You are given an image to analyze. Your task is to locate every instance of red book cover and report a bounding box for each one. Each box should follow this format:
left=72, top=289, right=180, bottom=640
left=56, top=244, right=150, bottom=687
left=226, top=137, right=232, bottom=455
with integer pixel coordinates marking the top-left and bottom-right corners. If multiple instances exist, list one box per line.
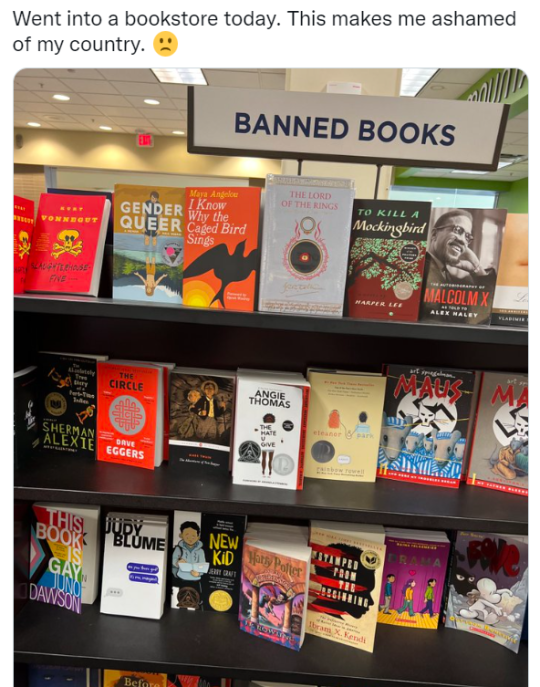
left=97, top=362, right=159, bottom=470
left=25, top=193, right=109, bottom=296
left=13, top=195, right=35, bottom=294
left=183, top=187, right=261, bottom=311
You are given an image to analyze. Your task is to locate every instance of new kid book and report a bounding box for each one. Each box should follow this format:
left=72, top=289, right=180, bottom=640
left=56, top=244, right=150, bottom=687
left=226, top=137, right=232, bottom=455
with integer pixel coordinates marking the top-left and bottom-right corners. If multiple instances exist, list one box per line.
left=258, top=175, right=355, bottom=316
left=29, top=504, right=83, bottom=614
left=377, top=529, right=450, bottom=630
left=170, top=510, right=246, bottom=612
left=14, top=195, right=35, bottom=294
left=232, top=371, right=310, bottom=490
left=183, top=187, right=261, bottom=311
left=378, top=364, right=476, bottom=488
left=304, top=369, right=386, bottom=482
left=492, top=213, right=528, bottom=328
left=307, top=521, right=386, bottom=653
left=467, top=372, right=528, bottom=496
left=97, top=361, right=165, bottom=469
left=104, top=671, right=167, bottom=687
left=100, top=512, right=169, bottom=620
left=14, top=365, right=39, bottom=467
left=346, top=200, right=431, bottom=321
left=113, top=184, right=184, bottom=304
left=24, top=193, right=110, bottom=297
left=445, top=531, right=528, bottom=653
left=169, top=368, right=236, bottom=475
left=38, top=352, right=108, bottom=456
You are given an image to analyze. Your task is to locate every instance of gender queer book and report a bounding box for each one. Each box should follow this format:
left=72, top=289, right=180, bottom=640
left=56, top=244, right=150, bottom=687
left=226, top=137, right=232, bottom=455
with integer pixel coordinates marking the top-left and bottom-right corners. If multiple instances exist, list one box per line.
left=346, top=200, right=431, bottom=321
left=35, top=503, right=100, bottom=605
left=169, top=368, right=235, bottom=476
left=29, top=504, right=83, bottom=614
left=377, top=364, right=475, bottom=488
left=97, top=361, right=165, bottom=469
left=259, top=175, right=355, bottom=316
left=104, top=671, right=167, bottom=687
left=445, top=531, right=528, bottom=653
left=419, top=207, right=507, bottom=326
left=377, top=529, right=450, bottom=630
left=100, top=512, right=169, bottom=620
left=467, top=372, right=528, bottom=497
left=183, top=187, right=261, bottom=310
left=14, top=365, right=39, bottom=467
left=170, top=510, right=246, bottom=612
left=239, top=525, right=311, bottom=650
left=307, top=521, right=386, bottom=652
left=38, top=352, right=108, bottom=456
left=24, top=193, right=110, bottom=297
left=113, top=184, right=184, bottom=304
left=492, top=213, right=528, bottom=328
left=13, top=195, right=35, bottom=294
left=232, top=370, right=310, bottom=490
left=304, top=369, right=386, bottom=482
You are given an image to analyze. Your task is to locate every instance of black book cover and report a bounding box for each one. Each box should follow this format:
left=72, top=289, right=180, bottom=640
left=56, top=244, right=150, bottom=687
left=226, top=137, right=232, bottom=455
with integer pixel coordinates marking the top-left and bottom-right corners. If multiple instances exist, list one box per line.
left=14, top=366, right=39, bottom=467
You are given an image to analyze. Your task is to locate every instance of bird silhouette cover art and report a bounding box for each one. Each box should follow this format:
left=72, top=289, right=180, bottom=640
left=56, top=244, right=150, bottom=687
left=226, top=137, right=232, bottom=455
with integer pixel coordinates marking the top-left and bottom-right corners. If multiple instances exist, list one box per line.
left=183, top=187, right=261, bottom=311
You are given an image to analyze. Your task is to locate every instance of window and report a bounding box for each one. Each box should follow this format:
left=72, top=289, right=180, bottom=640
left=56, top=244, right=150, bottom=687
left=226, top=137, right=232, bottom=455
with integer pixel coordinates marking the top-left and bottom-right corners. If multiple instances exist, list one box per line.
left=389, top=185, right=498, bottom=209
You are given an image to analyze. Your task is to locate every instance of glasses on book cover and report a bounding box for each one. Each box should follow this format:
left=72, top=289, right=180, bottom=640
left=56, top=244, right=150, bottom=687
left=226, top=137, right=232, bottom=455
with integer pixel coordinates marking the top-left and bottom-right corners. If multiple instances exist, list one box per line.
left=438, top=224, right=474, bottom=245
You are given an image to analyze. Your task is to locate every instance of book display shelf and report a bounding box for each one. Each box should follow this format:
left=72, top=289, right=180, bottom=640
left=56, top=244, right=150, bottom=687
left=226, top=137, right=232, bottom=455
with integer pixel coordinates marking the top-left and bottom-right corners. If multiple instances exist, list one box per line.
left=14, top=293, right=528, bottom=687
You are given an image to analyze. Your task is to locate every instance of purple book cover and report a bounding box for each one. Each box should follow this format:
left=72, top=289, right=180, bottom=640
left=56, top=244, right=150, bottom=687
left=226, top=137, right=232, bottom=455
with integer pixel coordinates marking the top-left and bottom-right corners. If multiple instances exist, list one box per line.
left=378, top=536, right=450, bottom=630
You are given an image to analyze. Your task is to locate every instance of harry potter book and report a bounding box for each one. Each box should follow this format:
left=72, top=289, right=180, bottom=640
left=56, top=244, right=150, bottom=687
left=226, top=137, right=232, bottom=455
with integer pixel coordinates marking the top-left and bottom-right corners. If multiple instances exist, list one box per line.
left=258, top=175, right=355, bottom=316
left=104, top=672, right=167, bottom=687
left=24, top=193, right=110, bottom=297
left=169, top=368, right=235, bottom=475
left=445, top=531, right=528, bottom=653
left=13, top=195, right=35, bottom=294
left=307, top=521, right=385, bottom=652
left=378, top=364, right=476, bottom=488
left=183, top=187, right=261, bottom=310
left=346, top=200, right=431, bottom=321
left=467, top=372, right=528, bottom=496
left=492, top=214, right=528, bottom=328
left=377, top=529, right=450, bottom=630
left=38, top=352, right=108, bottom=456
left=304, top=369, right=386, bottom=482
left=170, top=510, right=245, bottom=612
left=14, top=365, right=39, bottom=467
left=113, top=184, right=184, bottom=304
left=419, top=207, right=507, bottom=326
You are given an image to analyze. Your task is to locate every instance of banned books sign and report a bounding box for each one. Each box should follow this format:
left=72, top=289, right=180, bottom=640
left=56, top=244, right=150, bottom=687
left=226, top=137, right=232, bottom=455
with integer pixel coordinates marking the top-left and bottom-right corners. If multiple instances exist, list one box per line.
left=188, top=87, right=508, bottom=171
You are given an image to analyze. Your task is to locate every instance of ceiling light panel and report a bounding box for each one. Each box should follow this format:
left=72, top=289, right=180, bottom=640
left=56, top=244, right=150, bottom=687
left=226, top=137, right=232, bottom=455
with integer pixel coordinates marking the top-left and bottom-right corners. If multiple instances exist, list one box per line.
left=152, top=68, right=207, bottom=86
left=400, top=68, right=438, bottom=97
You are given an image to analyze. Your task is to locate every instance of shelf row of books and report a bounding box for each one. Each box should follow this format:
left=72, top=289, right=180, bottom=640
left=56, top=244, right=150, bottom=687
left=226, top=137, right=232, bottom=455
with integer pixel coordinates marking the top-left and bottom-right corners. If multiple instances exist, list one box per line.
left=14, top=178, right=528, bottom=328
left=28, top=502, right=528, bottom=654
left=28, top=666, right=229, bottom=687
left=15, top=354, right=528, bottom=496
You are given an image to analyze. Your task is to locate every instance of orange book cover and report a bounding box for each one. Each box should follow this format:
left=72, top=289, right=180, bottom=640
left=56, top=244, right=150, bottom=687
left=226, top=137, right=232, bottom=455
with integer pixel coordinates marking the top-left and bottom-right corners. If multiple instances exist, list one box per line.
left=97, top=362, right=159, bottom=470
left=104, top=671, right=167, bottom=687
left=183, top=187, right=261, bottom=311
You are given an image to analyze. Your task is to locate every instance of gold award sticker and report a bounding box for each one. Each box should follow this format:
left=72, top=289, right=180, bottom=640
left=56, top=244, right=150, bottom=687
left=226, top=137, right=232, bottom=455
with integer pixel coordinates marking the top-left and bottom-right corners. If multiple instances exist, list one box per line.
left=361, top=550, right=381, bottom=570
left=209, top=590, right=233, bottom=612
left=45, top=392, right=67, bottom=417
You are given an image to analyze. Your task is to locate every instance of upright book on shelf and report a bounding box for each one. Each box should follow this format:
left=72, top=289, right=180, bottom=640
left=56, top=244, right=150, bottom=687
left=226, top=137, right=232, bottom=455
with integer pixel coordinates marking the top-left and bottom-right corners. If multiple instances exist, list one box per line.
left=14, top=365, right=39, bottom=467
left=346, top=200, right=431, bottom=321
left=183, top=187, right=261, bottom=310
left=104, top=671, right=167, bottom=687
left=258, top=174, right=355, bottom=316
left=29, top=666, right=100, bottom=687
left=467, top=372, right=528, bottom=496
left=13, top=195, right=35, bottom=294
left=378, top=364, right=476, bottom=488
left=445, top=531, right=528, bottom=653
left=24, top=193, right=110, bottom=297
left=492, top=213, right=528, bottom=328
left=304, top=369, right=386, bottom=482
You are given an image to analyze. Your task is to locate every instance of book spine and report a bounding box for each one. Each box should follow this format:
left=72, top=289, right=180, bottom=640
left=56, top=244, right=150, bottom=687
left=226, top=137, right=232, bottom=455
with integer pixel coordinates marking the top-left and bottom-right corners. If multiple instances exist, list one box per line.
left=465, top=372, right=485, bottom=486
left=296, top=385, right=311, bottom=490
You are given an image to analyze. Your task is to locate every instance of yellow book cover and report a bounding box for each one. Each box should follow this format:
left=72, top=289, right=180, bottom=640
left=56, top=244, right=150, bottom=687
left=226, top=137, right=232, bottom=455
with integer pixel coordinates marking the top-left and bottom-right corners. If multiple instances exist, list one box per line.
left=304, top=370, right=386, bottom=482
left=307, top=525, right=385, bottom=652
left=103, top=671, right=168, bottom=687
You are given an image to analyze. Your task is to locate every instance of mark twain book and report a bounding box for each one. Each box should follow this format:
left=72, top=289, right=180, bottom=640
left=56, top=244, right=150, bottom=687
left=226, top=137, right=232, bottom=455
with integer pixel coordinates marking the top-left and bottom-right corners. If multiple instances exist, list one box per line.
left=24, top=193, right=110, bottom=297
left=14, top=365, right=39, bottom=467
left=377, top=529, right=450, bottom=630
left=445, top=531, right=528, bottom=653
left=258, top=175, right=355, bottom=316
left=304, top=369, right=386, bottom=483
left=13, top=195, right=35, bottom=294
left=492, top=213, right=528, bottom=328
left=467, top=372, right=528, bottom=496
left=183, top=187, right=261, bottom=311
left=346, top=200, right=431, bottom=321
left=377, top=364, right=476, bottom=488
left=307, top=521, right=385, bottom=652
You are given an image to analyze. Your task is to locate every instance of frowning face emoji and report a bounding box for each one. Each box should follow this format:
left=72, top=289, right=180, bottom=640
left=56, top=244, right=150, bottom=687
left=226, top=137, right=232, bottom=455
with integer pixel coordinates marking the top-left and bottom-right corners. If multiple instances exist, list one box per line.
left=154, top=32, right=178, bottom=56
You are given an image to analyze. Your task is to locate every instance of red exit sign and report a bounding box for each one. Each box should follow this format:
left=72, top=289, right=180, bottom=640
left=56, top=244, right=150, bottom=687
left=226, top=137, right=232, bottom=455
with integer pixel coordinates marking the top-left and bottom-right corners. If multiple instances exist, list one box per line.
left=137, top=133, right=154, bottom=148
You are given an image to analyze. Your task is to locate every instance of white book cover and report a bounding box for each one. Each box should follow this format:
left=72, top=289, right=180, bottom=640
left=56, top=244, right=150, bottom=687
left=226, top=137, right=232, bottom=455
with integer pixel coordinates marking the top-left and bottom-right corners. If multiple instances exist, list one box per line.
left=100, top=513, right=168, bottom=620
left=232, top=374, right=309, bottom=490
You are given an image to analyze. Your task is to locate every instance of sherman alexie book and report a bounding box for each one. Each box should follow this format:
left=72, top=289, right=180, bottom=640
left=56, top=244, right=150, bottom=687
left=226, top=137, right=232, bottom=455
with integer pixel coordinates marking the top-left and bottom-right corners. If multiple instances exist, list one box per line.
left=13, top=195, right=35, bottom=294
left=258, top=175, right=355, bottom=316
